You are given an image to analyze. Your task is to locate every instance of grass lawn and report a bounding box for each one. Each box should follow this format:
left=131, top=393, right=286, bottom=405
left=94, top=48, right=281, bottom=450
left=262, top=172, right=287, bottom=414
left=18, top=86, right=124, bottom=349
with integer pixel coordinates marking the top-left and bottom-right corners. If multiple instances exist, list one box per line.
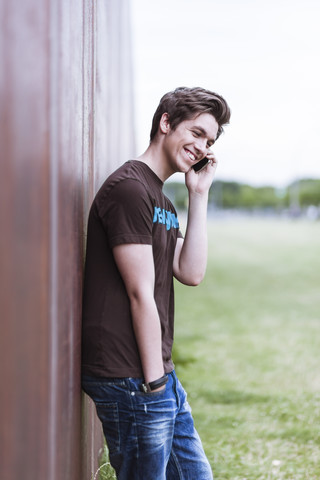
left=173, top=217, right=320, bottom=479
left=98, top=217, right=319, bottom=479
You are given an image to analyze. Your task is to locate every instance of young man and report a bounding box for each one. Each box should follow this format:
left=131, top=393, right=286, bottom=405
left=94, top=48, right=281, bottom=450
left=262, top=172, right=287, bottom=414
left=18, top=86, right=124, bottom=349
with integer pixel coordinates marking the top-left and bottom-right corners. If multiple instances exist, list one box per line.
left=82, top=87, right=231, bottom=479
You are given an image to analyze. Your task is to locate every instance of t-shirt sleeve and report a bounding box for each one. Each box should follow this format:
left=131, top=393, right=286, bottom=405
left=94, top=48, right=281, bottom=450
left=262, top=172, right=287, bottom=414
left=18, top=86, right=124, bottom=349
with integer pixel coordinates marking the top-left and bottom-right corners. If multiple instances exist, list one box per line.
left=97, top=178, right=154, bottom=248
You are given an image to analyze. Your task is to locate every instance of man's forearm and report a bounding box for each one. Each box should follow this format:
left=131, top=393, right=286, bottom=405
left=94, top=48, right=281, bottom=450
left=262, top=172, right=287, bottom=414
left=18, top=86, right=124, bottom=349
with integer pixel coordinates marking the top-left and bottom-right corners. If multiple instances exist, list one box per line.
left=112, top=243, right=164, bottom=384
left=130, top=295, right=164, bottom=384
left=175, top=191, right=209, bottom=285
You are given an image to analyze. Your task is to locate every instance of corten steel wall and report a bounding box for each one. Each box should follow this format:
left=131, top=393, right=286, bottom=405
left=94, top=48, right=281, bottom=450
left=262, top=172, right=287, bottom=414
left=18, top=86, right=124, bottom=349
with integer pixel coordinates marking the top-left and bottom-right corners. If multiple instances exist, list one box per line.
left=0, top=1, right=136, bottom=479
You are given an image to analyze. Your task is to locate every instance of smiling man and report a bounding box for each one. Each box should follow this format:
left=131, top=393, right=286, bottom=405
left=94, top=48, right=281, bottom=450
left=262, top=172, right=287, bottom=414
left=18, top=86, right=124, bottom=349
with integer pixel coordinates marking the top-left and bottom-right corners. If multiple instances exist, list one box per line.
left=81, top=87, right=231, bottom=480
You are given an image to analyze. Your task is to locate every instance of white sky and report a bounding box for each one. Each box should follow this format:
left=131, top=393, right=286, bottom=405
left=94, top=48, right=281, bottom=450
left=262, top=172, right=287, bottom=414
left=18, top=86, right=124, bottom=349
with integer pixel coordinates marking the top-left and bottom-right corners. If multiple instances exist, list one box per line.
left=130, top=0, right=320, bottom=187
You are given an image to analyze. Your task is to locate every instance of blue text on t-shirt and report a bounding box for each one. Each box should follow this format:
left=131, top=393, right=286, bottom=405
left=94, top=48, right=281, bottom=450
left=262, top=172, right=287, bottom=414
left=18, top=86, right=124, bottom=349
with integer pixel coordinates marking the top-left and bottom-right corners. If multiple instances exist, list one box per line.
left=153, top=206, right=179, bottom=231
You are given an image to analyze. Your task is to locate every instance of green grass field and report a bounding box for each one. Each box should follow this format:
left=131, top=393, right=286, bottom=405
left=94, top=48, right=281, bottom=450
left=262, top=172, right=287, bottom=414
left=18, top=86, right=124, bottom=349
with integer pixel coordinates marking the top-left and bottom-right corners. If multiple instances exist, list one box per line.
left=173, top=218, right=320, bottom=479
left=99, top=217, right=320, bottom=480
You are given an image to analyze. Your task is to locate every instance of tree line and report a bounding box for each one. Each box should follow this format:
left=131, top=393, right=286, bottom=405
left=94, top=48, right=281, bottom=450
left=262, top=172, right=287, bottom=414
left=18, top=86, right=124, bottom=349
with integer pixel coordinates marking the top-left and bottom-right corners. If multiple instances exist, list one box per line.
left=164, top=178, right=320, bottom=211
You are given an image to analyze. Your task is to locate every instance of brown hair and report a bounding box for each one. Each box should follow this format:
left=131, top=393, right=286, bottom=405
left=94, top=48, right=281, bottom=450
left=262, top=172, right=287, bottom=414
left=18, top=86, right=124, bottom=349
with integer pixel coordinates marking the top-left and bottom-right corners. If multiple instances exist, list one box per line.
left=150, top=87, right=231, bottom=142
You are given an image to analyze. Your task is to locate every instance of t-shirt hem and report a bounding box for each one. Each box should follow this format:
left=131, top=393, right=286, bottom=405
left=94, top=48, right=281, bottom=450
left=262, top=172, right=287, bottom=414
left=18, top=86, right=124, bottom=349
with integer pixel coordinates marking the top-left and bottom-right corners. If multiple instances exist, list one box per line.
left=81, top=361, right=175, bottom=379
left=82, top=364, right=144, bottom=378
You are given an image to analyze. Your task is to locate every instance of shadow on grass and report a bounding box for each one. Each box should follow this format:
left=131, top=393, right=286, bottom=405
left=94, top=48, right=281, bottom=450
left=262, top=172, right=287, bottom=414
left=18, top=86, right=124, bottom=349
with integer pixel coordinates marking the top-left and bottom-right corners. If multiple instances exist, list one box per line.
left=172, top=347, right=197, bottom=367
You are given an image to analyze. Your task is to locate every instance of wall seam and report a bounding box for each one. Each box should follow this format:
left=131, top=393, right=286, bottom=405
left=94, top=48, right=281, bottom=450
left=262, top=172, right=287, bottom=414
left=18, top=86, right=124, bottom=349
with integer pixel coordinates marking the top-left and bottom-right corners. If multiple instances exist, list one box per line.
left=48, top=0, right=59, bottom=478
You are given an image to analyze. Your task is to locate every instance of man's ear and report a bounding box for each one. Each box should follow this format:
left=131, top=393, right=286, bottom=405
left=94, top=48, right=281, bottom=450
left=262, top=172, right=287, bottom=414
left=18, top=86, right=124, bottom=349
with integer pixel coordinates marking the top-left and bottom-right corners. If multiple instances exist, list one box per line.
left=159, top=113, right=170, bottom=134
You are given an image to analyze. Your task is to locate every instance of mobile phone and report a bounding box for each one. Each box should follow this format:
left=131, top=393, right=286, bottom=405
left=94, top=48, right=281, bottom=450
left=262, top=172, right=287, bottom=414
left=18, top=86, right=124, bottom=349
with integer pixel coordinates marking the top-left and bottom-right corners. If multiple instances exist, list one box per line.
left=192, top=157, right=210, bottom=173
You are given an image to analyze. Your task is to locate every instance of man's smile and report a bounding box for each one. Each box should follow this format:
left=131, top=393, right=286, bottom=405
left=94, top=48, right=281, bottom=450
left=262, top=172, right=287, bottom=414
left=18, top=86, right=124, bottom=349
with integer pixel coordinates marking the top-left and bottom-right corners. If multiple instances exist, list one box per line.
left=184, top=148, right=196, bottom=162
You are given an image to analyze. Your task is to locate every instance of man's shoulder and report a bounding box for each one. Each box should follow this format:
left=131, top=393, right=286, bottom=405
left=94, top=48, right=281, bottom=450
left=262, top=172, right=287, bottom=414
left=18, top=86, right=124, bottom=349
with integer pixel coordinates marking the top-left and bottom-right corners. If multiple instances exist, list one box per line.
left=90, top=162, right=159, bottom=222
left=96, top=162, right=149, bottom=201
left=96, top=160, right=164, bottom=203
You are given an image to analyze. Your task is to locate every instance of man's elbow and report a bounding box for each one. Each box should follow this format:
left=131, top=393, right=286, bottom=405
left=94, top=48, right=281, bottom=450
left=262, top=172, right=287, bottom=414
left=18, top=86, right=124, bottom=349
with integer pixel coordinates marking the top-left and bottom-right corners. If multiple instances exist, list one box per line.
left=177, top=271, right=205, bottom=286
left=189, top=272, right=205, bottom=286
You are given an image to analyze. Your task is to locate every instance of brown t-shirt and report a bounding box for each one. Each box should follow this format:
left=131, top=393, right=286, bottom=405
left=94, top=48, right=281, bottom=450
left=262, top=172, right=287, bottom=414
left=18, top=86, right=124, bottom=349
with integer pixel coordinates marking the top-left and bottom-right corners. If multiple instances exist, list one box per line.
left=81, top=160, right=183, bottom=378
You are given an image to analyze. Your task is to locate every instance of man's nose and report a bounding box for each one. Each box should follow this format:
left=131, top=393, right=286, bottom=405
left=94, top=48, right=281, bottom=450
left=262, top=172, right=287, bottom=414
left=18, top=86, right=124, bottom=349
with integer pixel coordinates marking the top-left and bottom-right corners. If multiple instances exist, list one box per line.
left=195, top=138, right=207, bottom=155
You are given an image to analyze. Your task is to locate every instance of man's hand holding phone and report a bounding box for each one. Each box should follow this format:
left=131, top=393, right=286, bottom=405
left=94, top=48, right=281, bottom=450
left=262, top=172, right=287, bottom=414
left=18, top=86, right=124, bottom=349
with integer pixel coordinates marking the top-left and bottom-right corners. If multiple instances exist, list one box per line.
left=187, top=151, right=217, bottom=194
left=191, top=156, right=210, bottom=173
left=191, top=150, right=217, bottom=173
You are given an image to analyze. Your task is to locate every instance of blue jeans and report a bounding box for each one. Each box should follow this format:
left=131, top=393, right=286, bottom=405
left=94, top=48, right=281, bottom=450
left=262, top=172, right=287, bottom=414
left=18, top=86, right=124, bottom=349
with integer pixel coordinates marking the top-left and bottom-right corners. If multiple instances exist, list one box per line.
left=82, top=371, right=213, bottom=480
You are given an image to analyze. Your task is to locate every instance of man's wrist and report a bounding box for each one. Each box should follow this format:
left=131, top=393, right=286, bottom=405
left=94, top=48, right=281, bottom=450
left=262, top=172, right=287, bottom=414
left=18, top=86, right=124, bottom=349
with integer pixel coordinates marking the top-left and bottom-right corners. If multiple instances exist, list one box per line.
left=188, top=190, right=209, bottom=202
left=141, top=374, right=168, bottom=393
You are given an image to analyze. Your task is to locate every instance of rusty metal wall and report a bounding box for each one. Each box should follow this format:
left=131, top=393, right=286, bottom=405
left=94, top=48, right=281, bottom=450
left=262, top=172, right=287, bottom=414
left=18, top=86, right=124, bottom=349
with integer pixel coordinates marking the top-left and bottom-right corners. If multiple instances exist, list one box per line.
left=0, top=1, right=135, bottom=479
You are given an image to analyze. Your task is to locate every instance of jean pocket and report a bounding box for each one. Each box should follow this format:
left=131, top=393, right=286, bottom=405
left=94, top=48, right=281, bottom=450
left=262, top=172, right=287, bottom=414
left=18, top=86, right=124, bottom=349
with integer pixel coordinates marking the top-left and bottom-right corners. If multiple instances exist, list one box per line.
left=95, top=402, right=120, bottom=455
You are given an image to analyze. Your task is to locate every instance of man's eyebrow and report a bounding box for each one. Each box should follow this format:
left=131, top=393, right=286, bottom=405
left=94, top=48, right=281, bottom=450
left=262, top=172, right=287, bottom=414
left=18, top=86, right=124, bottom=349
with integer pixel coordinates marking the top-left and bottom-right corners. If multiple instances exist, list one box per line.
left=193, top=126, right=216, bottom=144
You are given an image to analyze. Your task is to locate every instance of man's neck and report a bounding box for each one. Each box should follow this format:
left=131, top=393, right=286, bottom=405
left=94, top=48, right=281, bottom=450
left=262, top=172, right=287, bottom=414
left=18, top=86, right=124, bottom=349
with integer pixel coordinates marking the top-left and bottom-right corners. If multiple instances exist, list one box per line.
left=136, top=143, right=175, bottom=182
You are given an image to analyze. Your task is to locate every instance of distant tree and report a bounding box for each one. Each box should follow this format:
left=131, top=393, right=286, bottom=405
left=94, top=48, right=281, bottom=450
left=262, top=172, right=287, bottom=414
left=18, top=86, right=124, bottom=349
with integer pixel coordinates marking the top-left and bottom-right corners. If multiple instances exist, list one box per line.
left=254, top=186, right=281, bottom=208
left=298, top=179, right=320, bottom=206
left=218, top=182, right=242, bottom=208
left=211, top=182, right=281, bottom=209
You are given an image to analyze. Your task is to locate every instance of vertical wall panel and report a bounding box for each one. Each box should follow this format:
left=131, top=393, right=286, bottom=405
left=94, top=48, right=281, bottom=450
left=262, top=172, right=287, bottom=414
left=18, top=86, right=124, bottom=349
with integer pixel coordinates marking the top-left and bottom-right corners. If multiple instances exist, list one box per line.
left=81, top=0, right=102, bottom=475
left=0, top=1, right=51, bottom=478
left=48, top=1, right=86, bottom=478
left=81, top=1, right=136, bottom=477
left=0, top=0, right=136, bottom=479
left=95, top=0, right=136, bottom=188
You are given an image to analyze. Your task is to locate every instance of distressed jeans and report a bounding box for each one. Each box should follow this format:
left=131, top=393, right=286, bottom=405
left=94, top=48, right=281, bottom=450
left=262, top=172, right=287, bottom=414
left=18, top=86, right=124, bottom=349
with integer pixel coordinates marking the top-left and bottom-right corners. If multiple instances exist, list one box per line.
left=82, top=370, right=213, bottom=480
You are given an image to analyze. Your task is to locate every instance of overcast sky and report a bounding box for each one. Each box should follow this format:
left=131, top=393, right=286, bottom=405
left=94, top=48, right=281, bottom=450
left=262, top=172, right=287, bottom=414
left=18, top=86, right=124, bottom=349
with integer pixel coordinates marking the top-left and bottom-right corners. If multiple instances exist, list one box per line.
left=130, top=0, right=320, bottom=187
